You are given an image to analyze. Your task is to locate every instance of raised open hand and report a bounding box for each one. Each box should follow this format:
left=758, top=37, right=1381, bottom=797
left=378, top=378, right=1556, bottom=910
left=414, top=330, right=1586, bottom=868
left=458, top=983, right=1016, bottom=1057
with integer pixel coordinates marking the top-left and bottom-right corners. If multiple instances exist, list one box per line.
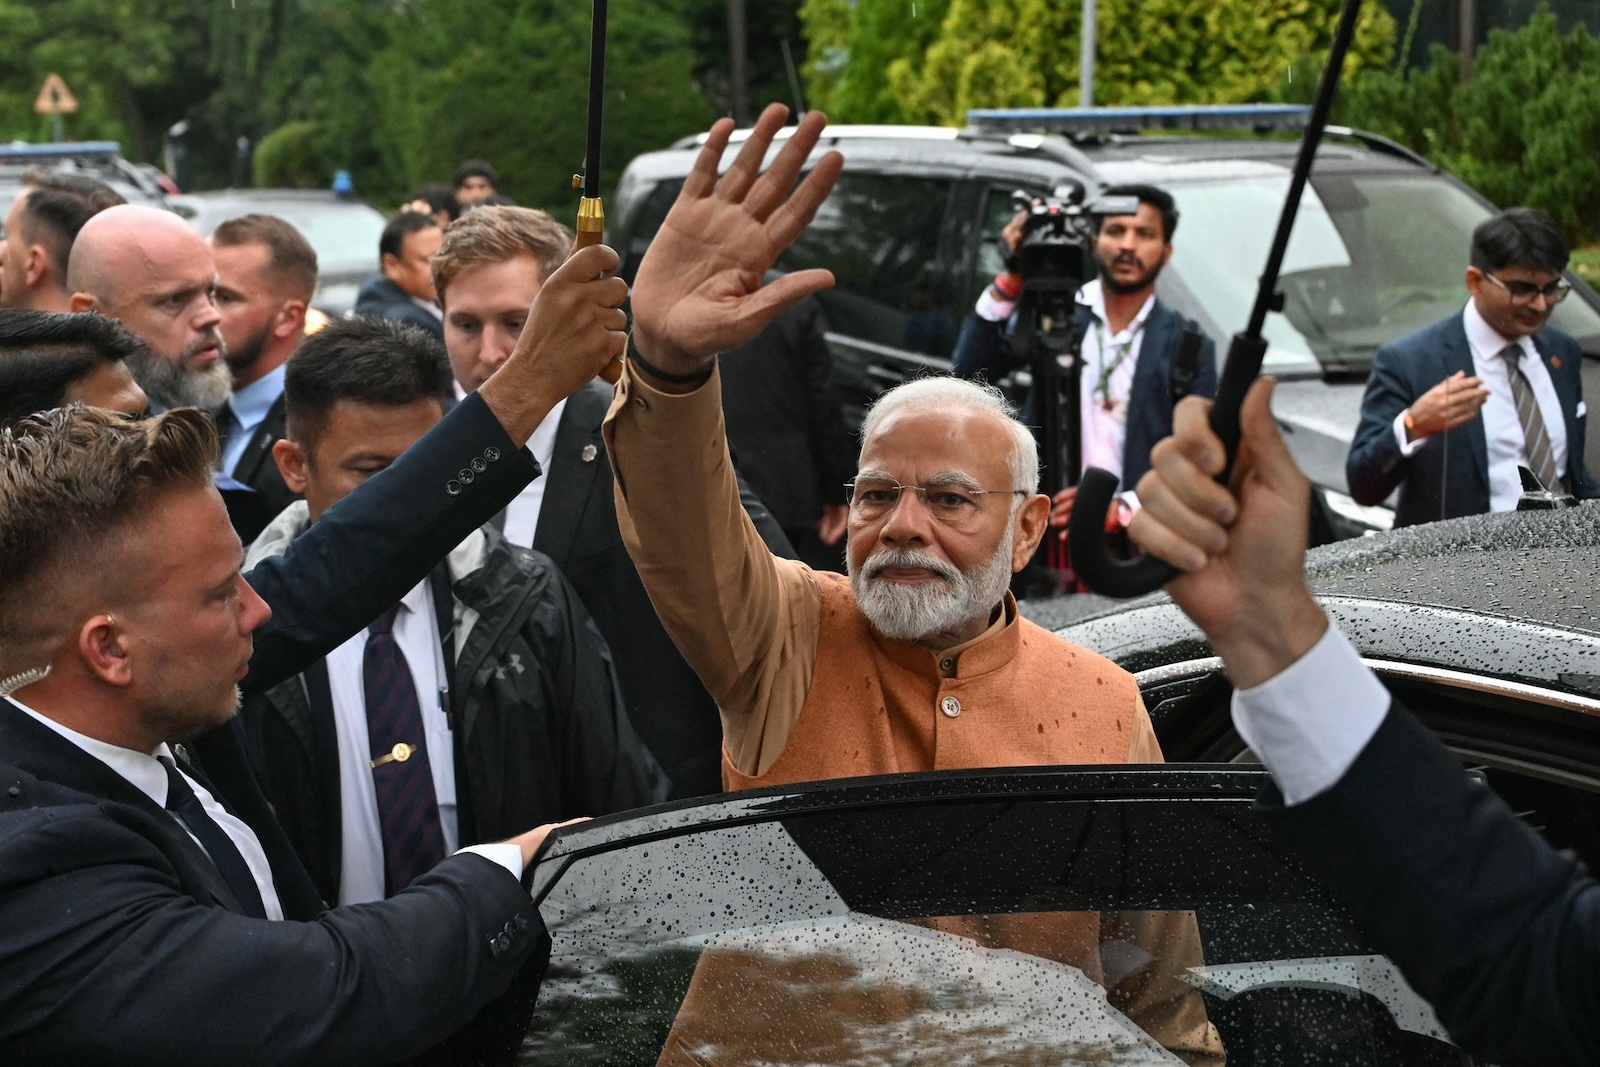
left=630, top=103, right=845, bottom=380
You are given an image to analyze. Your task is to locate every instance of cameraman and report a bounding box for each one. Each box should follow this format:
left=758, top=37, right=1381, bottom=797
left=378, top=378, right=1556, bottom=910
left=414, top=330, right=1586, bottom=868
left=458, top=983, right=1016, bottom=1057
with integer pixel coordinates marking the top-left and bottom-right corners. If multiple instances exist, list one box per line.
left=952, top=184, right=1216, bottom=536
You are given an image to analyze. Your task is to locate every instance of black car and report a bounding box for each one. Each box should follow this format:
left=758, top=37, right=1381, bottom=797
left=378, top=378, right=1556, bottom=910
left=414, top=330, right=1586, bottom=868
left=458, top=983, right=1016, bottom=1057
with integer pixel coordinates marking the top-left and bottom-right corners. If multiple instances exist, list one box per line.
left=444, top=507, right=1600, bottom=1063
left=170, top=188, right=388, bottom=316
left=609, top=108, right=1600, bottom=541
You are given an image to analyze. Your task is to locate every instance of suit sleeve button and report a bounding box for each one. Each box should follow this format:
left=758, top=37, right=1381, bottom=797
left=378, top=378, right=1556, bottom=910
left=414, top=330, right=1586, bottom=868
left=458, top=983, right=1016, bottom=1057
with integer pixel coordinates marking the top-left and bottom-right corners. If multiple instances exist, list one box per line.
left=458, top=468, right=475, bottom=484
left=446, top=480, right=462, bottom=496
left=471, top=457, right=487, bottom=473
left=484, top=446, right=501, bottom=462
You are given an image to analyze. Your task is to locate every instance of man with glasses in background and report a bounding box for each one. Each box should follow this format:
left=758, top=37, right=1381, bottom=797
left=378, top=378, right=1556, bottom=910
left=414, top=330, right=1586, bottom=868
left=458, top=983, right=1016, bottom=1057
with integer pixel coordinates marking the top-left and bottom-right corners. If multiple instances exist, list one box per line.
left=1347, top=206, right=1600, bottom=526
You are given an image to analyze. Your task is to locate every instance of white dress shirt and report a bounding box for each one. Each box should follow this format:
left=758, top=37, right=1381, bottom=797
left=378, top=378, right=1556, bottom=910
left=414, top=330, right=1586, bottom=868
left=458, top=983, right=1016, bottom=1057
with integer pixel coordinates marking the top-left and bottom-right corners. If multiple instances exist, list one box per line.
left=8, top=696, right=285, bottom=919
left=1231, top=624, right=1391, bottom=805
left=1071, top=279, right=1156, bottom=483
left=1392, top=303, right=1569, bottom=511
left=324, top=578, right=458, bottom=904
left=453, top=380, right=566, bottom=548
left=219, top=364, right=287, bottom=477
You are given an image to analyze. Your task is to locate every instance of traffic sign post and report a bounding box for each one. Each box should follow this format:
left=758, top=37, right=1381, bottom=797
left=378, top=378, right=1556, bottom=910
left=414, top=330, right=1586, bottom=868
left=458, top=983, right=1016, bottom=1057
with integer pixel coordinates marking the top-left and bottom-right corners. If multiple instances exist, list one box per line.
left=33, top=73, right=78, bottom=143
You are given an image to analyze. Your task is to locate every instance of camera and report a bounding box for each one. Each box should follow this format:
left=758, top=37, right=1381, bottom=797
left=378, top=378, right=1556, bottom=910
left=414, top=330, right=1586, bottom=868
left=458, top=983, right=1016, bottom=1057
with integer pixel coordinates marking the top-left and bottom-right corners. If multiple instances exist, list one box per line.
left=1009, top=184, right=1141, bottom=300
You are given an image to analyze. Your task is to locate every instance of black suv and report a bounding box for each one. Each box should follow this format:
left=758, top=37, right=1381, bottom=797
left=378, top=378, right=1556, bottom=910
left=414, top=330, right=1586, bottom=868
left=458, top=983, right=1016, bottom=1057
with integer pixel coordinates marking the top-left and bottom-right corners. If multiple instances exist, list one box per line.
left=610, top=106, right=1600, bottom=540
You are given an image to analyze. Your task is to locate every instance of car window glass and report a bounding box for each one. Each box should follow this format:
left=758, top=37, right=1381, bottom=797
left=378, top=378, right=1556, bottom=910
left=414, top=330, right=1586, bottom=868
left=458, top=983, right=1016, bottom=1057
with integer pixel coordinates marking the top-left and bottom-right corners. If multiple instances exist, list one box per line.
left=520, top=781, right=1461, bottom=1064
left=973, top=186, right=1037, bottom=297
left=779, top=173, right=959, bottom=360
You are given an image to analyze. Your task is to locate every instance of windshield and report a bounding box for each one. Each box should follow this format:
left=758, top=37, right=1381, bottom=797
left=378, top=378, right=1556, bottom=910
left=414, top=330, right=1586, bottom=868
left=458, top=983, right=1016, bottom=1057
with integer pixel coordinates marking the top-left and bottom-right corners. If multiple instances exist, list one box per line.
left=518, top=772, right=1459, bottom=1064
left=1166, top=170, right=1600, bottom=373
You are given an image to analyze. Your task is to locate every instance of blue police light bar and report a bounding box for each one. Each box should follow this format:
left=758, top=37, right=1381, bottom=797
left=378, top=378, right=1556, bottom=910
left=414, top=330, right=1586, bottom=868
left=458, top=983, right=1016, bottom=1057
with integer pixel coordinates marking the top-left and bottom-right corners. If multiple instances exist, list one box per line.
left=0, top=140, right=123, bottom=160
left=965, top=105, right=1311, bottom=136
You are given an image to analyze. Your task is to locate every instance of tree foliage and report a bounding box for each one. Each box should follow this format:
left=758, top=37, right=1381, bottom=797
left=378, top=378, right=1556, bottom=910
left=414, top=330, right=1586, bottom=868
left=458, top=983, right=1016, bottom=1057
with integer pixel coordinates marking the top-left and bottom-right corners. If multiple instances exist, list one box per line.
left=800, top=0, right=1396, bottom=125
left=1340, top=7, right=1600, bottom=243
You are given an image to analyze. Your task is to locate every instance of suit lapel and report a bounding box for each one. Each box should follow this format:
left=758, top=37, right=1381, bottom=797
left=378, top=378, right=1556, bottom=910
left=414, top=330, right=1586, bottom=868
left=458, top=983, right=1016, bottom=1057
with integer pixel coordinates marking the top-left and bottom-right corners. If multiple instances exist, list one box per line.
left=1122, top=304, right=1175, bottom=484
left=0, top=699, right=244, bottom=912
left=1440, top=317, right=1490, bottom=496
left=231, top=392, right=286, bottom=489
left=533, top=381, right=611, bottom=569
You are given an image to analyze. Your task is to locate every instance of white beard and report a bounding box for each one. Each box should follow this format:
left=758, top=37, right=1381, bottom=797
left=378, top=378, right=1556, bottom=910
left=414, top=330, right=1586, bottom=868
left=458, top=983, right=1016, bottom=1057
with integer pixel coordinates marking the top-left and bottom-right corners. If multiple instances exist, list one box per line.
left=849, top=528, right=1015, bottom=643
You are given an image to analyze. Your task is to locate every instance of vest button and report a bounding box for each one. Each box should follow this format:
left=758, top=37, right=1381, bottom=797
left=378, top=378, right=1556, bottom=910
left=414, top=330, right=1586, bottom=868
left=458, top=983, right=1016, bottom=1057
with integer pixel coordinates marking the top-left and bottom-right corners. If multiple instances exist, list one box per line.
left=940, top=696, right=961, bottom=718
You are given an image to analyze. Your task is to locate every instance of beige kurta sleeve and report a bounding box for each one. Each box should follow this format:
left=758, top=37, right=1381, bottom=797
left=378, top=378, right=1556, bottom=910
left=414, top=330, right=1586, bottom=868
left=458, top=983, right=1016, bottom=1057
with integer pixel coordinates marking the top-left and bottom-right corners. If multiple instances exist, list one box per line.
left=603, top=361, right=824, bottom=777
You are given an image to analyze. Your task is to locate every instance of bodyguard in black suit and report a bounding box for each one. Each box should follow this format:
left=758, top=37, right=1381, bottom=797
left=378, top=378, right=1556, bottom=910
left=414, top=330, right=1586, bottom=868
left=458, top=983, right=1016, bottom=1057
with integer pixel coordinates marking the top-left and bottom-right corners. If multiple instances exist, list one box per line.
left=0, top=244, right=631, bottom=1064
left=1348, top=207, right=1599, bottom=526
left=1134, top=375, right=1600, bottom=1066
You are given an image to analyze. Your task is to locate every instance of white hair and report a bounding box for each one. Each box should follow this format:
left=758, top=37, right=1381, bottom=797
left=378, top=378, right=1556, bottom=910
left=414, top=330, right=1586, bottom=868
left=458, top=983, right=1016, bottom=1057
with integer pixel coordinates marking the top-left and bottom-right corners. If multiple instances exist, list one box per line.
left=858, top=376, right=1039, bottom=495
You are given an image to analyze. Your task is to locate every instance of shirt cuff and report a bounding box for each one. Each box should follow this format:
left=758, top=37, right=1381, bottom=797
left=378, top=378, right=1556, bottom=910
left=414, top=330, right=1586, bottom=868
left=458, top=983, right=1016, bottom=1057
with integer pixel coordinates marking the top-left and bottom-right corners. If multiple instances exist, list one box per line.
left=974, top=288, right=1016, bottom=323
left=1230, top=623, right=1391, bottom=806
left=456, top=842, right=526, bottom=883
left=1392, top=409, right=1427, bottom=457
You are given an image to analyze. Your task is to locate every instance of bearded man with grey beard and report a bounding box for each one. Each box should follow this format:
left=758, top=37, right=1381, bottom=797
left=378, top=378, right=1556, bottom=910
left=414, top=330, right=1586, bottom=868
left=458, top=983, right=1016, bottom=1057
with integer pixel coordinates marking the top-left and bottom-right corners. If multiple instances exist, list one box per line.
left=605, top=107, right=1168, bottom=793
left=67, top=204, right=233, bottom=413
left=599, top=108, right=1223, bottom=1063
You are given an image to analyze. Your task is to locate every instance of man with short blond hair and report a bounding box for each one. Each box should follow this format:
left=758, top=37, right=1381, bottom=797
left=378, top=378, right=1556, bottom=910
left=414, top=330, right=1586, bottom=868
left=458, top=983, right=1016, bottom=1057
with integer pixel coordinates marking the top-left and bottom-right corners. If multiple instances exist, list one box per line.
left=210, top=214, right=319, bottom=532
left=433, top=203, right=793, bottom=799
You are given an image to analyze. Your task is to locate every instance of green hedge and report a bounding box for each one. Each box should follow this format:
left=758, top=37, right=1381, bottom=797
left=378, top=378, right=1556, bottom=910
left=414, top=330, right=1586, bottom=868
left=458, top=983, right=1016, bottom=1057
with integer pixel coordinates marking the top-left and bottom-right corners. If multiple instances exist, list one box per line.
left=1340, top=7, right=1600, bottom=244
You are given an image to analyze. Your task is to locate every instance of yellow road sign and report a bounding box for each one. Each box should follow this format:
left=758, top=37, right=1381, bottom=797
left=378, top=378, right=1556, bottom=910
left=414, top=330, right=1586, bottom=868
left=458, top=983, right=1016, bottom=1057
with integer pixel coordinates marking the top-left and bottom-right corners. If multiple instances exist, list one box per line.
left=34, top=73, right=78, bottom=116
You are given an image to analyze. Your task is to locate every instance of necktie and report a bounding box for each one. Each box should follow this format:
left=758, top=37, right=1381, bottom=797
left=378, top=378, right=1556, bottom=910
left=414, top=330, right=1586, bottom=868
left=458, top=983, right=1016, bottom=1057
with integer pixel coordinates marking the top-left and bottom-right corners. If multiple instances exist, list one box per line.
left=159, top=755, right=268, bottom=918
left=213, top=402, right=234, bottom=465
left=363, top=604, right=446, bottom=895
left=1500, top=344, right=1563, bottom=494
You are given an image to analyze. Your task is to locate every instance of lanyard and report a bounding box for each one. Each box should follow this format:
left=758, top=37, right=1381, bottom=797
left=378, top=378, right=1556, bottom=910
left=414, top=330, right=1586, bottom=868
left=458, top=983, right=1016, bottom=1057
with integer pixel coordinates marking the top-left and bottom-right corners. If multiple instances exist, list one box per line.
left=1090, top=316, right=1146, bottom=411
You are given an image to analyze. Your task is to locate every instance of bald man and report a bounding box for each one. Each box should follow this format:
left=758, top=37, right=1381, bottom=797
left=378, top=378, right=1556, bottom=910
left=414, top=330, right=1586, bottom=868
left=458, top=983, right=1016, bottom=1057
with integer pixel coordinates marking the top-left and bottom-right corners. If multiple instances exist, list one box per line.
left=68, top=204, right=231, bottom=412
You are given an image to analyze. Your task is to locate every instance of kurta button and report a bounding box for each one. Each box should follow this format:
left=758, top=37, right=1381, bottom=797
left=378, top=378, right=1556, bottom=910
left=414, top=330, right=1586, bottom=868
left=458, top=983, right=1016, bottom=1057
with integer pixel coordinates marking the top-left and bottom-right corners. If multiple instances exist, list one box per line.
left=940, top=658, right=955, bottom=672
left=446, top=480, right=462, bottom=496
left=940, top=696, right=961, bottom=718
left=634, top=395, right=649, bottom=410
left=484, top=446, right=501, bottom=462
left=471, top=457, right=487, bottom=473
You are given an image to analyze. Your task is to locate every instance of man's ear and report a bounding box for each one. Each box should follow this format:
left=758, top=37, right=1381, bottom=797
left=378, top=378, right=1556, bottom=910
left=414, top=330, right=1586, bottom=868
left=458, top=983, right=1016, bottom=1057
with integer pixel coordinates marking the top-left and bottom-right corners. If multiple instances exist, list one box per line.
left=23, top=245, right=52, bottom=289
left=274, top=299, right=308, bottom=339
left=1464, top=265, right=1485, bottom=300
left=78, top=614, right=133, bottom=688
left=273, top=437, right=310, bottom=493
left=1011, top=494, right=1051, bottom=572
left=380, top=252, right=400, bottom=281
left=68, top=291, right=97, bottom=314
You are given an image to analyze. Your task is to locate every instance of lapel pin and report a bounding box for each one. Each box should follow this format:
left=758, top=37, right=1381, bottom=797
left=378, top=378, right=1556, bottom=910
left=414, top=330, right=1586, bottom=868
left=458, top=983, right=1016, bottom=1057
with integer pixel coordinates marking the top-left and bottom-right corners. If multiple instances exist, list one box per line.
left=581, top=444, right=599, bottom=463
left=1552, top=356, right=1562, bottom=370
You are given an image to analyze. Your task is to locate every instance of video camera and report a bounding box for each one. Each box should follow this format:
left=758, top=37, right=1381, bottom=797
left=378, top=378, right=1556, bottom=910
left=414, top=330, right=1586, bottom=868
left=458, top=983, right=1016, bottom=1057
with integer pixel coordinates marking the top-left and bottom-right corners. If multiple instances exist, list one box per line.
left=1009, top=183, right=1141, bottom=300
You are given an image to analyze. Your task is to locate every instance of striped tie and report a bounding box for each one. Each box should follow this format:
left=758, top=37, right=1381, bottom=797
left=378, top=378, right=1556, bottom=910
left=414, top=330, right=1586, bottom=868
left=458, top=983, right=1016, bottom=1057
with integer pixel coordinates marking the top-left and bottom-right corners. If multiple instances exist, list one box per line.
left=363, top=604, right=445, bottom=895
left=1500, top=344, right=1563, bottom=494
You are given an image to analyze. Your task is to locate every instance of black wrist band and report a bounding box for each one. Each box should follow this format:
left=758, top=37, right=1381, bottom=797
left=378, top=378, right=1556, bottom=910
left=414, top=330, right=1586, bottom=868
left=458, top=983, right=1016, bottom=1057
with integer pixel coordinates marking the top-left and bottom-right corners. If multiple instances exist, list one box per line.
left=627, top=337, right=714, bottom=386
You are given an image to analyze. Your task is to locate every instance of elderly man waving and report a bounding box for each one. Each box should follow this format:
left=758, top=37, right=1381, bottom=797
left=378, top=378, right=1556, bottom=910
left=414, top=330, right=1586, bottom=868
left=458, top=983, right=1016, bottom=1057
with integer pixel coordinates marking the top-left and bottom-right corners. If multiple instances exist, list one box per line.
left=606, top=105, right=1221, bottom=1065
left=607, top=105, right=1162, bottom=788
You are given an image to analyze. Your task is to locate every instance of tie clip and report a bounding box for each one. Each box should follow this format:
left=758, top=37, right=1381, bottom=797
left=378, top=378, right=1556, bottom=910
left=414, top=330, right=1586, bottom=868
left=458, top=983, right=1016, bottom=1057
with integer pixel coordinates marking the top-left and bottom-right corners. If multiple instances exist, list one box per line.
left=371, top=742, right=416, bottom=769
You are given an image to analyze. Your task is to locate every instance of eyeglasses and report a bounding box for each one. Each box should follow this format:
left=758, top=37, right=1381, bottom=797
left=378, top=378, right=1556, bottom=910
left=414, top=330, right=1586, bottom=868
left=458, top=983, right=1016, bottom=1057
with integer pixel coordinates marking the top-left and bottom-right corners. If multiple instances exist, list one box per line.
left=844, top=478, right=1027, bottom=525
left=1483, top=271, right=1571, bottom=307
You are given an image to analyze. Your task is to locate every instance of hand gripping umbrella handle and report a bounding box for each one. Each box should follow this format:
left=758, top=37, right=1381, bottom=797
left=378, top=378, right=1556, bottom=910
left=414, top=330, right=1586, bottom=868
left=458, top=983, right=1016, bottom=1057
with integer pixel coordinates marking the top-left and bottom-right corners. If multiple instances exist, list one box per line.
left=1067, top=0, right=1361, bottom=599
left=574, top=0, right=623, bottom=384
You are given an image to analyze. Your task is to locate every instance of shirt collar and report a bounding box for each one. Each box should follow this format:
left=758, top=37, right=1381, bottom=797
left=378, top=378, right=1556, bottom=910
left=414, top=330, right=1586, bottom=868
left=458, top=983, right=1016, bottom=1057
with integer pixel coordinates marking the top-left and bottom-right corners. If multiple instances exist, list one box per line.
left=6, top=696, right=176, bottom=807
left=228, top=363, right=286, bottom=427
left=1463, top=300, right=1534, bottom=361
left=1080, top=278, right=1157, bottom=338
left=410, top=295, right=443, bottom=321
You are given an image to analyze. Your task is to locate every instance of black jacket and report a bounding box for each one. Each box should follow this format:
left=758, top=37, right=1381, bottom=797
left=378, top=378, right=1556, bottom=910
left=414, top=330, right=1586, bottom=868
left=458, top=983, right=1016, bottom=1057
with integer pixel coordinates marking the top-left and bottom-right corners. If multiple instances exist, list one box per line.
left=353, top=276, right=446, bottom=340
left=719, top=294, right=856, bottom=530
left=0, top=392, right=553, bottom=1064
left=1264, top=702, right=1600, bottom=1065
left=241, top=506, right=668, bottom=902
left=217, top=391, right=300, bottom=545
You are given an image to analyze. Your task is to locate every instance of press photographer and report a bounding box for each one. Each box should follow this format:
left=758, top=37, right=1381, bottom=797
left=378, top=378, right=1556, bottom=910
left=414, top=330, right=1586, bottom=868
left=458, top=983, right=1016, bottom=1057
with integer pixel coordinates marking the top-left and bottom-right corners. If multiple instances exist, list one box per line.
left=951, top=183, right=1217, bottom=593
